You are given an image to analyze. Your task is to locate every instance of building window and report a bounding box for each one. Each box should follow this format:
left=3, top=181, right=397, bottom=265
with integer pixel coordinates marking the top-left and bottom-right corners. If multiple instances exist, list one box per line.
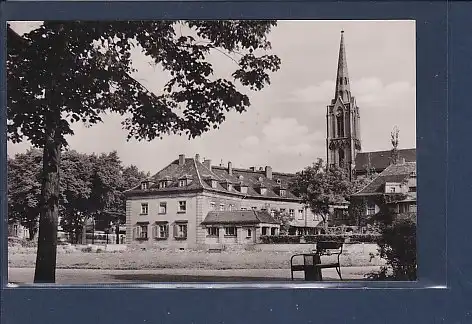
left=409, top=186, right=417, bottom=192
left=140, top=203, right=149, bottom=215
left=262, top=227, right=268, bottom=236
left=279, top=189, right=286, bottom=197
left=211, top=180, right=217, bottom=188
left=289, top=209, right=295, bottom=217
left=260, top=188, right=267, bottom=195
left=251, top=206, right=257, bottom=210
left=154, top=224, right=169, bottom=239
left=271, top=228, right=277, bottom=236
left=298, top=209, right=304, bottom=220
left=336, top=113, right=344, bottom=137
left=389, top=187, right=396, bottom=193
left=225, top=227, right=236, bottom=237
left=207, top=227, right=219, bottom=237
left=247, top=228, right=252, bottom=238
left=141, top=182, right=148, bottom=190
left=178, top=201, right=187, bottom=213
left=228, top=204, right=234, bottom=211
left=367, top=203, right=376, bottom=215
left=159, top=181, right=167, bottom=189
left=227, top=184, right=233, bottom=191
left=280, top=208, right=286, bottom=213
left=219, top=204, right=225, bottom=211
left=159, top=202, right=167, bottom=214
left=270, top=209, right=275, bottom=217
left=135, top=224, right=148, bottom=240
left=241, top=207, right=247, bottom=211
left=409, top=203, right=417, bottom=213
left=174, top=223, right=188, bottom=239
left=210, top=202, right=216, bottom=211
left=399, top=203, right=409, bottom=214
left=276, top=179, right=281, bottom=185
left=261, top=208, right=267, bottom=212
left=240, top=186, right=248, bottom=194
left=179, top=179, right=187, bottom=187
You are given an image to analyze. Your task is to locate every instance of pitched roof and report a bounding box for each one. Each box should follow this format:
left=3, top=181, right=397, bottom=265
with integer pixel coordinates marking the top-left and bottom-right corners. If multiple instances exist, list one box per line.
left=355, top=148, right=416, bottom=173
left=201, top=210, right=280, bottom=225
left=354, top=162, right=416, bottom=195
left=125, top=154, right=301, bottom=201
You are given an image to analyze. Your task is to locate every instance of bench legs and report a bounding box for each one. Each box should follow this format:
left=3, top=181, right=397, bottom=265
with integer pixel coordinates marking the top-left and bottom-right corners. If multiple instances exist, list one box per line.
left=336, top=266, right=342, bottom=280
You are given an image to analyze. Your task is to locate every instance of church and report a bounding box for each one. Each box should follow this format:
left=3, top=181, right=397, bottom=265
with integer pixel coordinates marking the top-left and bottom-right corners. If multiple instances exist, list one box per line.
left=326, top=31, right=416, bottom=178
left=124, top=31, right=416, bottom=248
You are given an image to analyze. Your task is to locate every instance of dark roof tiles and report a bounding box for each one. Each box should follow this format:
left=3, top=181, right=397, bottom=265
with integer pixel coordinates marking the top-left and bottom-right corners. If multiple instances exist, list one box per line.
left=202, top=210, right=280, bottom=225
left=355, top=162, right=416, bottom=195
left=355, top=148, right=416, bottom=173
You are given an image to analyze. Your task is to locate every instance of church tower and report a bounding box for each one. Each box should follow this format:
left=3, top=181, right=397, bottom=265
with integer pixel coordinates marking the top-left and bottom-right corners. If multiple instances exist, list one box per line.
left=326, top=31, right=361, bottom=179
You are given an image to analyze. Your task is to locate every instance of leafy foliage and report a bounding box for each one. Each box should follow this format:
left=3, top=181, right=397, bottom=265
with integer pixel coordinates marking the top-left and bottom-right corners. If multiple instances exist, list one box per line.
left=7, top=21, right=280, bottom=282
left=259, top=234, right=381, bottom=244
left=289, top=158, right=366, bottom=227
left=367, top=217, right=417, bottom=281
left=7, top=148, right=43, bottom=239
left=272, top=210, right=294, bottom=234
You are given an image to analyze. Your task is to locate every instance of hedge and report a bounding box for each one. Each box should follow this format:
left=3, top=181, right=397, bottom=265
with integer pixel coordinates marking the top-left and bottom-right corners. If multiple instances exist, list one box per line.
left=259, top=234, right=381, bottom=244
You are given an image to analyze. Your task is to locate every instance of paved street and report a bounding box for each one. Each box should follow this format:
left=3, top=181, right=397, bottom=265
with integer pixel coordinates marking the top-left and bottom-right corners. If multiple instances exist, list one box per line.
left=8, top=266, right=379, bottom=285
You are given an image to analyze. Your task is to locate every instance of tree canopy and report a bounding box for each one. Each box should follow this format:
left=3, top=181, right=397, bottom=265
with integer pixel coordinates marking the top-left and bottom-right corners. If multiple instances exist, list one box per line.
left=7, top=21, right=281, bottom=282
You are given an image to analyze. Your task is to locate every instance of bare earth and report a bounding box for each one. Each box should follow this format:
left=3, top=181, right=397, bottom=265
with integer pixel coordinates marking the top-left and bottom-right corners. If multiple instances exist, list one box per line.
left=8, top=245, right=384, bottom=284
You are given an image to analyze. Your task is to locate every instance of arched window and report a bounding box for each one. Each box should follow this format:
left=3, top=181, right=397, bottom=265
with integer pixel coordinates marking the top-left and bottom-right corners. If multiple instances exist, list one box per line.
left=336, top=110, right=344, bottom=137
left=339, top=149, right=345, bottom=167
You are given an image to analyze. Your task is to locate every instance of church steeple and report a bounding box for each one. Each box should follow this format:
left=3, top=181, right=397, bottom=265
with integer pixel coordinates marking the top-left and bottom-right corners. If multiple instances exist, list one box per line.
left=334, top=31, right=351, bottom=103
left=326, top=30, right=361, bottom=180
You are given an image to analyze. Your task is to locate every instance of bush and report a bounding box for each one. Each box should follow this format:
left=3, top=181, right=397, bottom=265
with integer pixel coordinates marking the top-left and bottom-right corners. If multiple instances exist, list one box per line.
left=367, top=218, right=416, bottom=281
left=259, top=235, right=301, bottom=244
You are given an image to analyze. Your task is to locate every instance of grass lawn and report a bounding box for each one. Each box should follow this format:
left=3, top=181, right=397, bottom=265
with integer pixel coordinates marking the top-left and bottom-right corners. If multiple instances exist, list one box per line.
left=8, top=244, right=385, bottom=271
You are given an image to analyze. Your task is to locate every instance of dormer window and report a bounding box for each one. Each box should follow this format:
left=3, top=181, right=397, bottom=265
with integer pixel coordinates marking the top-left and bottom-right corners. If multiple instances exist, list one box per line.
left=220, top=180, right=233, bottom=191
left=211, top=180, right=217, bottom=188
left=260, top=187, right=267, bottom=195
left=279, top=189, right=286, bottom=197
left=179, top=179, right=187, bottom=187
left=235, top=182, right=248, bottom=194
left=276, top=179, right=282, bottom=185
left=141, top=181, right=149, bottom=190
left=159, top=180, right=168, bottom=189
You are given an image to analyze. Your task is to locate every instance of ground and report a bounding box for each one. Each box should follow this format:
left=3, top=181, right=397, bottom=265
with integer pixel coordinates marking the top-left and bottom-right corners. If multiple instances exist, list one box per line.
left=8, top=243, right=385, bottom=284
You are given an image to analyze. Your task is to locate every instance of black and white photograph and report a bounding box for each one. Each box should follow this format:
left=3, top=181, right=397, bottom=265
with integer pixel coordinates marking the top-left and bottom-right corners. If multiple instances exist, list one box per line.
left=6, top=20, right=416, bottom=284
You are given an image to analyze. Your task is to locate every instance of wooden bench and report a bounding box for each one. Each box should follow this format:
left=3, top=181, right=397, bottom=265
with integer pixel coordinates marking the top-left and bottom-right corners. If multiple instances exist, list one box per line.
left=290, top=241, right=343, bottom=281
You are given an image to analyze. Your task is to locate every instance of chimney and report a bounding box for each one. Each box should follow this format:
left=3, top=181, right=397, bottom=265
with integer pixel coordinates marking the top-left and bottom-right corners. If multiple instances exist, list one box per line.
left=265, top=166, right=273, bottom=180
left=203, top=159, right=212, bottom=171
left=228, top=162, right=233, bottom=176
left=195, top=154, right=200, bottom=163
left=179, top=154, right=185, bottom=166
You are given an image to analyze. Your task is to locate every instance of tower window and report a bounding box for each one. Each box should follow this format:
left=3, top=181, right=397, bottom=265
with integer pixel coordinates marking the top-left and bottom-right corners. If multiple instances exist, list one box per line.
left=336, top=113, right=344, bottom=137
left=339, top=149, right=345, bottom=167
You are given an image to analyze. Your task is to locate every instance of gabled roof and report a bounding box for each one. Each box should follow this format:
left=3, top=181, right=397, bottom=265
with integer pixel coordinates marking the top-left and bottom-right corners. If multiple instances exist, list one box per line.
left=355, top=148, right=416, bottom=173
left=354, top=162, right=416, bottom=195
left=201, top=210, right=280, bottom=225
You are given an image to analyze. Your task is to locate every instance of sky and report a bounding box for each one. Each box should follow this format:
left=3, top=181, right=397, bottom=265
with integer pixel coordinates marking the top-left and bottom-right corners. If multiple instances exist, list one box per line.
left=7, top=20, right=416, bottom=174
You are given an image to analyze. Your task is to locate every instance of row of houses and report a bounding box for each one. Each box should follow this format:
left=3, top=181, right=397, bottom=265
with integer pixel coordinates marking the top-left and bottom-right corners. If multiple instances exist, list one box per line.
left=124, top=150, right=417, bottom=249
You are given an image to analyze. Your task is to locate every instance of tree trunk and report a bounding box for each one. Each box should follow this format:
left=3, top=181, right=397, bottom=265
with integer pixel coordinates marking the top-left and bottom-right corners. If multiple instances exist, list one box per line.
left=34, top=129, right=61, bottom=283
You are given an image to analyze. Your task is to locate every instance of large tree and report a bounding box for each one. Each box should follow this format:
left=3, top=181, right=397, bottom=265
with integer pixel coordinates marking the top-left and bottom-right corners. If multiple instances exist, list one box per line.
left=7, top=21, right=281, bottom=283
left=289, top=159, right=369, bottom=229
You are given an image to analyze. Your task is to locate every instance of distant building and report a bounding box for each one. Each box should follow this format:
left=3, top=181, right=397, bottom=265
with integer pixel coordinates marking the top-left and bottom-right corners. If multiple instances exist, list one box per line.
left=124, top=154, right=323, bottom=248
left=354, top=149, right=417, bottom=179
left=351, top=161, right=417, bottom=225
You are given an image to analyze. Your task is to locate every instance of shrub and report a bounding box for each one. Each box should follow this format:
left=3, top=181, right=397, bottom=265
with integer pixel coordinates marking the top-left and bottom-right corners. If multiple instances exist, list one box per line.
left=81, top=246, right=93, bottom=253
left=259, top=235, right=301, bottom=244
left=367, top=218, right=417, bottom=281
left=304, top=234, right=380, bottom=244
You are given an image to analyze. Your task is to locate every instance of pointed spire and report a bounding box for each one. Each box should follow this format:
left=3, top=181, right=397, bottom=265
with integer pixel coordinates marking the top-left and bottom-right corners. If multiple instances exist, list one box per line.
left=335, top=30, right=351, bottom=102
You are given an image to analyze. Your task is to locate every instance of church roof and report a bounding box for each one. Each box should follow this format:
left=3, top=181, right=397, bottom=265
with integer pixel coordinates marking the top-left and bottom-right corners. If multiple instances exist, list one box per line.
left=354, top=148, right=416, bottom=174
left=201, top=210, right=280, bottom=225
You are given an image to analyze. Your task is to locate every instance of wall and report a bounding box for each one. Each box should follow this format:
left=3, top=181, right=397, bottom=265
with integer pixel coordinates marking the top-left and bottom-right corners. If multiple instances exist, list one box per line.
left=126, top=192, right=199, bottom=248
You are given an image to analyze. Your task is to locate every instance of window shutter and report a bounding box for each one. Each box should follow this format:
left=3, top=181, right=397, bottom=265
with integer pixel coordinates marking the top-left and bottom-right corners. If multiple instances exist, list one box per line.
left=173, top=224, right=177, bottom=238
left=132, top=227, right=137, bottom=240
left=184, top=225, right=188, bottom=238
left=152, top=225, right=157, bottom=238
left=166, top=224, right=169, bottom=238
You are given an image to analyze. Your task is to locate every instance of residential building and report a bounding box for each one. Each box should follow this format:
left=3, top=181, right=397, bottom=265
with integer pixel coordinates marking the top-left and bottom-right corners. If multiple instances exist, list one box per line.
left=124, top=154, right=322, bottom=248
left=354, top=148, right=417, bottom=179
left=351, top=161, right=417, bottom=225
